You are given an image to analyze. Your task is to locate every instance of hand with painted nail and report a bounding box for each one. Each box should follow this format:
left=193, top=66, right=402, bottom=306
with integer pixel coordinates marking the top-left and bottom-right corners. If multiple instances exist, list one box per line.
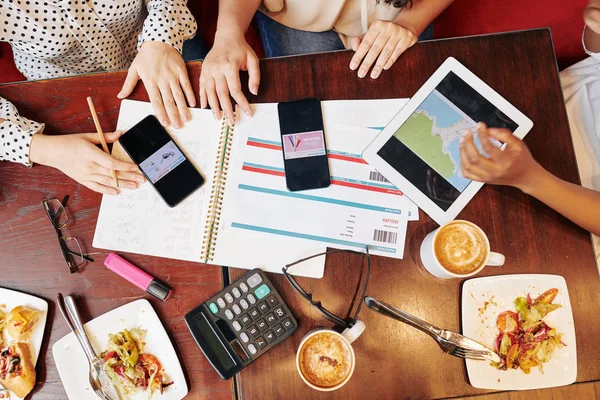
left=29, top=131, right=145, bottom=195
left=349, top=20, right=417, bottom=79
left=118, top=41, right=195, bottom=129
left=199, top=29, right=259, bottom=125
left=459, top=123, right=541, bottom=190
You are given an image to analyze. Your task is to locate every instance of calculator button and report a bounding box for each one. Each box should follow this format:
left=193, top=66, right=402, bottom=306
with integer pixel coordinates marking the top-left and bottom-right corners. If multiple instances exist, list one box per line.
left=265, top=313, right=276, bottom=324
left=281, top=317, right=293, bottom=330
left=240, top=299, right=249, bottom=310
left=256, top=319, right=268, bottom=332
left=273, top=324, right=285, bottom=337
left=255, top=337, right=267, bottom=350
left=264, top=330, right=276, bottom=344
left=258, top=302, right=269, bottom=313
left=248, top=325, right=259, bottom=338
left=232, top=304, right=242, bottom=315
left=232, top=288, right=241, bottom=298
left=224, top=309, right=234, bottom=320
left=254, top=284, right=271, bottom=300
left=249, top=308, right=260, bottom=319
left=232, top=321, right=242, bottom=332
left=209, top=303, right=219, bottom=314
left=240, top=332, right=250, bottom=343
left=247, top=344, right=257, bottom=355
left=240, top=282, right=249, bottom=293
left=240, top=314, right=252, bottom=327
left=217, top=298, right=226, bottom=308
left=247, top=294, right=256, bottom=304
left=247, top=273, right=263, bottom=288
left=266, top=296, right=279, bottom=307
left=225, top=293, right=234, bottom=303
left=273, top=306, right=285, bottom=319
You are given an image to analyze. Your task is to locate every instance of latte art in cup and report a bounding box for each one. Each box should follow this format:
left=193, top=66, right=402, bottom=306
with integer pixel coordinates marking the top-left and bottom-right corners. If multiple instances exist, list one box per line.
left=433, top=221, right=488, bottom=274
left=298, top=332, right=353, bottom=389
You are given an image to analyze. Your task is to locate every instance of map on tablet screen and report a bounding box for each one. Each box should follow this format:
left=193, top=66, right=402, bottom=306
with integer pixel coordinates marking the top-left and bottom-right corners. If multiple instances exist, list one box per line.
left=394, top=89, right=477, bottom=192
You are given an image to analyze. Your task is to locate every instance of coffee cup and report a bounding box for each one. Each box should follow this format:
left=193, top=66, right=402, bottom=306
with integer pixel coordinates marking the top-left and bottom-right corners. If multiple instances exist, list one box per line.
left=420, top=220, right=504, bottom=279
left=295, top=321, right=365, bottom=391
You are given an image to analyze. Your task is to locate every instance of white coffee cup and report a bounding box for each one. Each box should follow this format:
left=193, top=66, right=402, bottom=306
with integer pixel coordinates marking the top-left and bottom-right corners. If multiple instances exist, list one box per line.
left=420, top=220, right=504, bottom=279
left=295, top=321, right=365, bottom=391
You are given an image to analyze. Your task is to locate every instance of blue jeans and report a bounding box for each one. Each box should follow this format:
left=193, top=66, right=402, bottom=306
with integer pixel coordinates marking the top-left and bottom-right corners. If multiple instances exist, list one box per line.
left=256, top=11, right=434, bottom=58
left=182, top=32, right=208, bottom=62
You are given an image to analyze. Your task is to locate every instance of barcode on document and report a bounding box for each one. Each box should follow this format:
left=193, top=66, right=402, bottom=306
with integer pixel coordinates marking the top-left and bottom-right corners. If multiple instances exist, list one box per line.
left=369, top=171, right=390, bottom=183
left=372, top=229, right=398, bottom=244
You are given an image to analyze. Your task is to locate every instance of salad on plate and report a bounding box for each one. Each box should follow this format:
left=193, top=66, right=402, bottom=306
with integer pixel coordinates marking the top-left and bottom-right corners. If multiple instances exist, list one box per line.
left=493, top=288, right=565, bottom=374
left=101, top=328, right=173, bottom=399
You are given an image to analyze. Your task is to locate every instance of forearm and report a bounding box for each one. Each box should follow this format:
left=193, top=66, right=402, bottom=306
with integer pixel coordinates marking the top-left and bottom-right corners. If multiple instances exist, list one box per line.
left=584, top=26, right=600, bottom=53
left=520, top=166, right=600, bottom=236
left=0, top=97, right=43, bottom=166
left=216, top=0, right=261, bottom=36
left=394, top=0, right=454, bottom=36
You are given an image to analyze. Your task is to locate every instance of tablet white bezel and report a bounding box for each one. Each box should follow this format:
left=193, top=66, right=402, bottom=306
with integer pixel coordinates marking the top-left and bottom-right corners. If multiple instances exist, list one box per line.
left=362, top=57, right=533, bottom=225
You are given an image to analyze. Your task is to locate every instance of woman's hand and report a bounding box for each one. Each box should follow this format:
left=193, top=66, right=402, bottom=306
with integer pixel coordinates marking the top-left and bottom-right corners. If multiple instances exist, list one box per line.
left=200, top=30, right=260, bottom=125
left=459, top=123, right=544, bottom=192
left=349, top=20, right=417, bottom=79
left=118, top=41, right=195, bottom=129
left=29, top=131, right=145, bottom=195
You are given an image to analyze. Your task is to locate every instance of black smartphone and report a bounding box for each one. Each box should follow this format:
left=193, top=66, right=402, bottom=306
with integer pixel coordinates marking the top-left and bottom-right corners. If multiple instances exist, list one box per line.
left=118, top=115, right=204, bottom=207
left=277, top=98, right=331, bottom=191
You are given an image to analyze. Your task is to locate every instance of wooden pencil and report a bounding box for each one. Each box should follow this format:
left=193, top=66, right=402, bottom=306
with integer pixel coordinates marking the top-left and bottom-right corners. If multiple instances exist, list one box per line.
left=86, top=97, right=119, bottom=187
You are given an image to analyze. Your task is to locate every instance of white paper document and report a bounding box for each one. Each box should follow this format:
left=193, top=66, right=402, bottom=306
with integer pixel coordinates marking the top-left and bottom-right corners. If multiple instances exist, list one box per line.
left=217, top=105, right=410, bottom=259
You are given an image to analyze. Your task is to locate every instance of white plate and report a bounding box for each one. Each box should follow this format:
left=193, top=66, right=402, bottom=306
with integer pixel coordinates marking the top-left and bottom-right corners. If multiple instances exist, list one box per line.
left=0, top=287, right=48, bottom=400
left=52, top=299, right=188, bottom=400
left=462, top=274, right=577, bottom=390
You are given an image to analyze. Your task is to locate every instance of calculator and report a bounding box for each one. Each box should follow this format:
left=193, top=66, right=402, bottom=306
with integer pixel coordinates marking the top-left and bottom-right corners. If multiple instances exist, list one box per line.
left=184, top=269, right=298, bottom=379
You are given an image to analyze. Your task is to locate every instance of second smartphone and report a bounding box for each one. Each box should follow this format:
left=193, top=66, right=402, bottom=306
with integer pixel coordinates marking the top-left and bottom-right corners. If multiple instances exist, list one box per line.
left=119, top=115, right=204, bottom=207
left=277, top=98, right=331, bottom=191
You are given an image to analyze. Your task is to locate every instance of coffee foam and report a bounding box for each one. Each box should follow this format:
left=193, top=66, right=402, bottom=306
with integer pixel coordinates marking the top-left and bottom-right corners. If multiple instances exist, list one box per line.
left=298, top=332, right=353, bottom=388
left=434, top=222, right=487, bottom=274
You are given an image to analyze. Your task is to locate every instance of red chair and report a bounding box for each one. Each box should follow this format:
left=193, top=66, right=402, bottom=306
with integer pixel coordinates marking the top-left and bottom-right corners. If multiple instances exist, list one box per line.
left=433, top=0, right=589, bottom=69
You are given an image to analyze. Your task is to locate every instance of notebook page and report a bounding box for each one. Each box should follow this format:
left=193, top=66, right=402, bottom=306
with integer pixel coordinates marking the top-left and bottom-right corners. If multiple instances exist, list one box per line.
left=93, top=100, right=222, bottom=261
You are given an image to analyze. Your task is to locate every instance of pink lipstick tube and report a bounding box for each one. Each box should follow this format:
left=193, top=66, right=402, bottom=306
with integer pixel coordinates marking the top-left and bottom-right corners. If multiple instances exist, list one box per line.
left=104, top=253, right=172, bottom=301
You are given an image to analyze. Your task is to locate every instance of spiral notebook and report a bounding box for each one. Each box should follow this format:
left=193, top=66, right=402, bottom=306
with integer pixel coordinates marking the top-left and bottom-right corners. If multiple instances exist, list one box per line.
left=93, top=100, right=411, bottom=277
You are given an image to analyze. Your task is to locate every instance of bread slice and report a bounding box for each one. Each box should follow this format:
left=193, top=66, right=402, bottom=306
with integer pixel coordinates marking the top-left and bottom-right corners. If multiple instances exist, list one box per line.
left=7, top=306, right=40, bottom=341
left=0, top=342, right=36, bottom=398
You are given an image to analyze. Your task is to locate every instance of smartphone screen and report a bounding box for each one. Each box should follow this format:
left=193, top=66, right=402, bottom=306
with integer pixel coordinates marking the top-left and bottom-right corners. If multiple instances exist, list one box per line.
left=278, top=98, right=331, bottom=191
left=119, top=115, right=204, bottom=207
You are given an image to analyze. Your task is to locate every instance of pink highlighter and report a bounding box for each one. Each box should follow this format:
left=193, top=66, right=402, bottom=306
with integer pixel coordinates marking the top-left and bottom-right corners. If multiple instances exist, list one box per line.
left=104, top=253, right=172, bottom=302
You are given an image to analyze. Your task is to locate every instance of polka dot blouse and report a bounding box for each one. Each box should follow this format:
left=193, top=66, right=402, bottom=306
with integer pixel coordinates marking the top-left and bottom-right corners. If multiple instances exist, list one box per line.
left=0, top=0, right=197, bottom=166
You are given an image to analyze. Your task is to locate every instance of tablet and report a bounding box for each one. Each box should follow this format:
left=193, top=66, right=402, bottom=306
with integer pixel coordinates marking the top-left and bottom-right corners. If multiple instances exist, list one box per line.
left=362, top=57, right=533, bottom=225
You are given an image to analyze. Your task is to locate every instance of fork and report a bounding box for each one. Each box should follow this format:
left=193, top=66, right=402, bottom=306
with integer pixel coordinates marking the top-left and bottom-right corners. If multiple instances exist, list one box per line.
left=57, top=293, right=120, bottom=400
left=364, top=296, right=501, bottom=363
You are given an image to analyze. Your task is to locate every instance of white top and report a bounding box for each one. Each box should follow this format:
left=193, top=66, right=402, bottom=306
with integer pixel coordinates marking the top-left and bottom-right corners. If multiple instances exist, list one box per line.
left=0, top=0, right=196, bottom=165
left=560, top=27, right=600, bottom=270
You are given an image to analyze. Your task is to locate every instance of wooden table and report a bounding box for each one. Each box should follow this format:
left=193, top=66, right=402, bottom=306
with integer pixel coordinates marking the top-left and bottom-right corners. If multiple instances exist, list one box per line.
left=0, top=29, right=599, bottom=400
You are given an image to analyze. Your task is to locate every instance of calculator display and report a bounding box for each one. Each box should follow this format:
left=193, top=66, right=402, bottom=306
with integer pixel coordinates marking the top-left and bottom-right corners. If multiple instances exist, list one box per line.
left=194, top=313, right=236, bottom=371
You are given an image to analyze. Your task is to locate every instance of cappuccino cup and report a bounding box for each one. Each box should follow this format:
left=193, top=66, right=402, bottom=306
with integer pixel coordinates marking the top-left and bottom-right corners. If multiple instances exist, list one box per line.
left=296, top=321, right=365, bottom=391
left=420, top=220, right=504, bottom=279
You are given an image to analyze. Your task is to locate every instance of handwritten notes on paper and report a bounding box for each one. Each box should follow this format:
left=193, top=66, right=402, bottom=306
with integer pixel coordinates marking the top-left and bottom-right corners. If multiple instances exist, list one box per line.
left=92, top=100, right=221, bottom=261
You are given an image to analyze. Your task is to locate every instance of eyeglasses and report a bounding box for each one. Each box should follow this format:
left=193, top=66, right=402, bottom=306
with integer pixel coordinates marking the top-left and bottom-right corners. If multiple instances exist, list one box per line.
left=282, top=247, right=371, bottom=329
left=42, top=195, right=94, bottom=273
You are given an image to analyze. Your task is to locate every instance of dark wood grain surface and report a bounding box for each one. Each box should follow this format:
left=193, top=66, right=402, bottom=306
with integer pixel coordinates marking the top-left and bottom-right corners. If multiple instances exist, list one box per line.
left=229, top=29, right=600, bottom=399
left=0, top=29, right=598, bottom=400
